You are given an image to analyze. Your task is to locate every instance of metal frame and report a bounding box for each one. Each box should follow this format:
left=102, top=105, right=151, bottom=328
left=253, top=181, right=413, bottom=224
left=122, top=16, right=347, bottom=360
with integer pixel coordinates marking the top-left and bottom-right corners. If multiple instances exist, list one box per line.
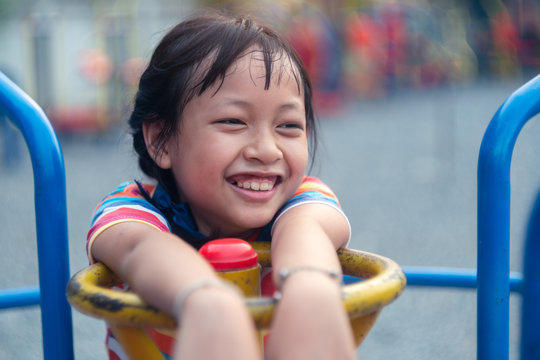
left=521, top=187, right=540, bottom=359
left=398, top=74, right=540, bottom=360
left=476, top=74, right=540, bottom=360
left=1, top=66, right=539, bottom=359
left=0, top=72, right=74, bottom=360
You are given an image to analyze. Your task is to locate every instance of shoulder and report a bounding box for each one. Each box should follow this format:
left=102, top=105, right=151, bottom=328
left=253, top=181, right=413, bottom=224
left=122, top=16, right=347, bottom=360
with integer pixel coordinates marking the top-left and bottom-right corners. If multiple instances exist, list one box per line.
left=90, top=181, right=167, bottom=229
left=291, top=176, right=340, bottom=206
left=271, top=175, right=345, bottom=228
left=86, top=181, right=170, bottom=262
left=275, top=176, right=351, bottom=246
left=93, top=181, right=156, bottom=210
left=106, top=181, right=156, bottom=199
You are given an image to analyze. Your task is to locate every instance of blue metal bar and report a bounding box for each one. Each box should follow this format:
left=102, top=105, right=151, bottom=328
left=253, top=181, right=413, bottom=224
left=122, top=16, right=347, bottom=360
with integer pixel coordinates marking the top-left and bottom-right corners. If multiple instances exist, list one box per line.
left=0, top=72, right=74, bottom=360
left=403, top=267, right=523, bottom=292
left=477, top=74, right=540, bottom=360
left=521, top=189, right=540, bottom=360
left=345, top=267, right=524, bottom=292
left=0, top=287, right=40, bottom=309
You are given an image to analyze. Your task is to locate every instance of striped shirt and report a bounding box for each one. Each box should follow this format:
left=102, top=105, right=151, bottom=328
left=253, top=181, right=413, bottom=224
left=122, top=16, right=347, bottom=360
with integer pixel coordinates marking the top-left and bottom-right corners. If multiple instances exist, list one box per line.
left=86, top=175, right=348, bottom=359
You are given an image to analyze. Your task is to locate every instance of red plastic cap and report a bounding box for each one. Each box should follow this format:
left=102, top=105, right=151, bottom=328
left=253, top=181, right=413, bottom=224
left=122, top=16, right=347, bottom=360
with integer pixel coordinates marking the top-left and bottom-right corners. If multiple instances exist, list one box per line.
left=199, top=238, right=258, bottom=271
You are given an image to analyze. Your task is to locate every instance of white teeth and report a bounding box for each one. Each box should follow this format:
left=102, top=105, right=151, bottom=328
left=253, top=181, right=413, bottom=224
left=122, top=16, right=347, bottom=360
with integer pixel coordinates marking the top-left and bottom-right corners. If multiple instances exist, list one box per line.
left=236, top=181, right=274, bottom=191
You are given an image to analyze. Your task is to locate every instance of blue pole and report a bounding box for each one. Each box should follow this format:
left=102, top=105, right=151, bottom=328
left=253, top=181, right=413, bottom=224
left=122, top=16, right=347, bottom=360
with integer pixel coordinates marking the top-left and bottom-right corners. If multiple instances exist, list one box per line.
left=0, top=72, right=74, bottom=360
left=477, top=74, right=540, bottom=360
left=521, top=189, right=540, bottom=359
left=0, top=287, right=40, bottom=309
left=403, top=267, right=523, bottom=292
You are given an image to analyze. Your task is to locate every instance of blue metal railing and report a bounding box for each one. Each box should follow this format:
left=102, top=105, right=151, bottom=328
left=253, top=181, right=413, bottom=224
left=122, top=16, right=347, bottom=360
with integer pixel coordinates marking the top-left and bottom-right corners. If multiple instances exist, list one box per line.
left=0, top=72, right=74, bottom=360
left=521, top=189, right=540, bottom=360
left=0, top=285, right=40, bottom=309
left=477, top=74, right=540, bottom=360
left=398, top=74, right=540, bottom=360
left=0, top=65, right=538, bottom=359
left=403, top=267, right=523, bottom=292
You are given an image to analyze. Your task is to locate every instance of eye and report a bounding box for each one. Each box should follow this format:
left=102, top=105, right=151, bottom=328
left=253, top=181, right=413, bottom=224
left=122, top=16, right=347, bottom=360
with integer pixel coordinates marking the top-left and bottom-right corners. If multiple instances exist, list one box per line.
left=276, top=121, right=306, bottom=138
left=214, top=118, right=247, bottom=133
left=278, top=122, right=305, bottom=130
left=217, top=118, right=245, bottom=125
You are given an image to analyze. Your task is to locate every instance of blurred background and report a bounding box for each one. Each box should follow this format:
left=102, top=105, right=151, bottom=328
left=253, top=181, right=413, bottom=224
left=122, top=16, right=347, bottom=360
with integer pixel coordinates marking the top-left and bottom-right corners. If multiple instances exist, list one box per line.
left=1, top=0, right=539, bottom=131
left=1, top=0, right=540, bottom=359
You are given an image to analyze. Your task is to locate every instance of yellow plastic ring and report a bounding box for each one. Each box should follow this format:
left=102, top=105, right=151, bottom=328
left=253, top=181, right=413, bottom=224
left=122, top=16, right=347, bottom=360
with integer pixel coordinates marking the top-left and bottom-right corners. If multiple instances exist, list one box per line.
left=66, top=242, right=405, bottom=335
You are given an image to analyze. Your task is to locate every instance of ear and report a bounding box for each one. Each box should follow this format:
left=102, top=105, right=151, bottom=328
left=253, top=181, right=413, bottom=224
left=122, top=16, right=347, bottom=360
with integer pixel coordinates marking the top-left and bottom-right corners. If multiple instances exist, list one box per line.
left=143, top=121, right=172, bottom=169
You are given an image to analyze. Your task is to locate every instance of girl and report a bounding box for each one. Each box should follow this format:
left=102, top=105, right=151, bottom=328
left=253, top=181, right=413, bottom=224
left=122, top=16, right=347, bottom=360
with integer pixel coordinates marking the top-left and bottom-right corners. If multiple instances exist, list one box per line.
left=87, top=11, right=355, bottom=360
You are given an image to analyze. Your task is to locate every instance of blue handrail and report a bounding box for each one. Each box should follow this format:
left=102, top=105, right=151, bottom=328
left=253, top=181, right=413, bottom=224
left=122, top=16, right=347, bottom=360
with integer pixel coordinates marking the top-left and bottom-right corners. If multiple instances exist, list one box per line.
left=0, top=286, right=40, bottom=309
left=393, top=75, right=540, bottom=359
left=0, top=72, right=74, bottom=360
left=521, top=189, right=540, bottom=360
left=403, top=267, right=523, bottom=292
left=0, top=66, right=538, bottom=359
left=477, top=74, right=540, bottom=360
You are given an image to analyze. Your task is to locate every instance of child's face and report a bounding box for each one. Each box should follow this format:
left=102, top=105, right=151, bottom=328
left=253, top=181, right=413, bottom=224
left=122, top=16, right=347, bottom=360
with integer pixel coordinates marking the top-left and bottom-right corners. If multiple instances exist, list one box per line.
left=163, top=50, right=308, bottom=237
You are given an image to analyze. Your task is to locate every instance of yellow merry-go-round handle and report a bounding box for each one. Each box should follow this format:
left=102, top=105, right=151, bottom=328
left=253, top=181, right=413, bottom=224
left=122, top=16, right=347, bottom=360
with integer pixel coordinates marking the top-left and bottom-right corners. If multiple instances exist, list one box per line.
left=66, top=242, right=406, bottom=345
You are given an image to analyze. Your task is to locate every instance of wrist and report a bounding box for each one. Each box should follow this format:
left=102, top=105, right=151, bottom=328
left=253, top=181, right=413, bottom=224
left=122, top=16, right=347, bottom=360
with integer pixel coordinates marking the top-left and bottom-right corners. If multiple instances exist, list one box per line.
left=174, top=279, right=243, bottom=322
left=274, top=267, right=342, bottom=301
left=276, top=266, right=341, bottom=291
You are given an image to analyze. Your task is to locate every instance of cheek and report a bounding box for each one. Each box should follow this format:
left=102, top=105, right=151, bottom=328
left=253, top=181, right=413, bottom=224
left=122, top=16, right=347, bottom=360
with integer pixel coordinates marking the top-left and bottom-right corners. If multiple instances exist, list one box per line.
left=171, top=143, right=211, bottom=191
left=179, top=133, right=220, bottom=164
left=287, top=142, right=309, bottom=176
left=179, top=140, right=233, bottom=181
left=297, top=151, right=309, bottom=175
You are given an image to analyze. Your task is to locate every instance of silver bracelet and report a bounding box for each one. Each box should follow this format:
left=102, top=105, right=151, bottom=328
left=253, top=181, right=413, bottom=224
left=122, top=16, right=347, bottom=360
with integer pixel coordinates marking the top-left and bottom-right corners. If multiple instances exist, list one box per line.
left=277, top=266, right=341, bottom=292
left=173, top=279, right=242, bottom=321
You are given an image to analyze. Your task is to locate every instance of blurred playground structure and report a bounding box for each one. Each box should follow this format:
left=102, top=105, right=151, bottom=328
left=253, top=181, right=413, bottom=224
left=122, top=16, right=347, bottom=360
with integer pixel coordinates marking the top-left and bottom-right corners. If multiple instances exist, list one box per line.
left=1, top=0, right=540, bottom=132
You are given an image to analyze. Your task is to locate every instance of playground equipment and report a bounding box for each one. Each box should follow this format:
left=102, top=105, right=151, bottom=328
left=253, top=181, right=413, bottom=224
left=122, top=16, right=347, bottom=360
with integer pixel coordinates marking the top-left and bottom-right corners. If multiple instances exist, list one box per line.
left=1, top=69, right=540, bottom=359
left=0, top=72, right=73, bottom=360
left=66, top=239, right=406, bottom=358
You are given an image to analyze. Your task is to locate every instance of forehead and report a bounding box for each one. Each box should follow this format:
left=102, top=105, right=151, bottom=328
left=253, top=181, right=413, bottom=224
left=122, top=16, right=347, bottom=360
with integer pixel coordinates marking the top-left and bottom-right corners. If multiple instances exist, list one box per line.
left=204, top=47, right=303, bottom=96
left=236, top=48, right=299, bottom=77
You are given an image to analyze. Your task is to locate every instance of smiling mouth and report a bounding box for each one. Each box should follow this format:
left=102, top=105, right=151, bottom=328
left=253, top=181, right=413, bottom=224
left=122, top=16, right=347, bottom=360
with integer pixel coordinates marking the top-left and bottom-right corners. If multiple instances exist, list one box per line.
left=228, top=175, right=280, bottom=192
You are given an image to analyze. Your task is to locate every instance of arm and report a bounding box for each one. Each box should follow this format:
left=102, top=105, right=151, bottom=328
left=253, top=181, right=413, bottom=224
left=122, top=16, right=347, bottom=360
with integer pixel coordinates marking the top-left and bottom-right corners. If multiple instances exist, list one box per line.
left=91, top=222, right=261, bottom=360
left=265, top=203, right=356, bottom=360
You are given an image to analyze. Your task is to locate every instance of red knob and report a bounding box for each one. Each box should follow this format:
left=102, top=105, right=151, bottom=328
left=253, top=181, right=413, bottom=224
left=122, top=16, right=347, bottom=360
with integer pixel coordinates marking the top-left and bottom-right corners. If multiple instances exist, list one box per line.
left=199, top=238, right=258, bottom=271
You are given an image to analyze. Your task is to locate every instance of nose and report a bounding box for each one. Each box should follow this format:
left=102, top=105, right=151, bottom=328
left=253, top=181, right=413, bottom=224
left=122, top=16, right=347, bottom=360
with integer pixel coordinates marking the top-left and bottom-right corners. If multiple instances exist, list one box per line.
left=243, top=130, right=283, bottom=164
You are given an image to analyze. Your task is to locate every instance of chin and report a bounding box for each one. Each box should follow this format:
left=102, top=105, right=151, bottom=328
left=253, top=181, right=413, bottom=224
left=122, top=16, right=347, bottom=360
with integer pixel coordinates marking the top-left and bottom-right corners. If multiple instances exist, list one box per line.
left=235, top=216, right=274, bottom=232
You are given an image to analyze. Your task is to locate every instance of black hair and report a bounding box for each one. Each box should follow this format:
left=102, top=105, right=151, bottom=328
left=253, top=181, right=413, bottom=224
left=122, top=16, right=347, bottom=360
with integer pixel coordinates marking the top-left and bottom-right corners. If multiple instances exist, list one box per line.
left=129, top=10, right=317, bottom=201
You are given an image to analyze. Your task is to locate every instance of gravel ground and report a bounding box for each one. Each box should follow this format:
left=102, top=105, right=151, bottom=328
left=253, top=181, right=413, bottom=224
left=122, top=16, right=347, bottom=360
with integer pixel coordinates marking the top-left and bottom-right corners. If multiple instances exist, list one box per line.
left=1, top=76, right=539, bottom=359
